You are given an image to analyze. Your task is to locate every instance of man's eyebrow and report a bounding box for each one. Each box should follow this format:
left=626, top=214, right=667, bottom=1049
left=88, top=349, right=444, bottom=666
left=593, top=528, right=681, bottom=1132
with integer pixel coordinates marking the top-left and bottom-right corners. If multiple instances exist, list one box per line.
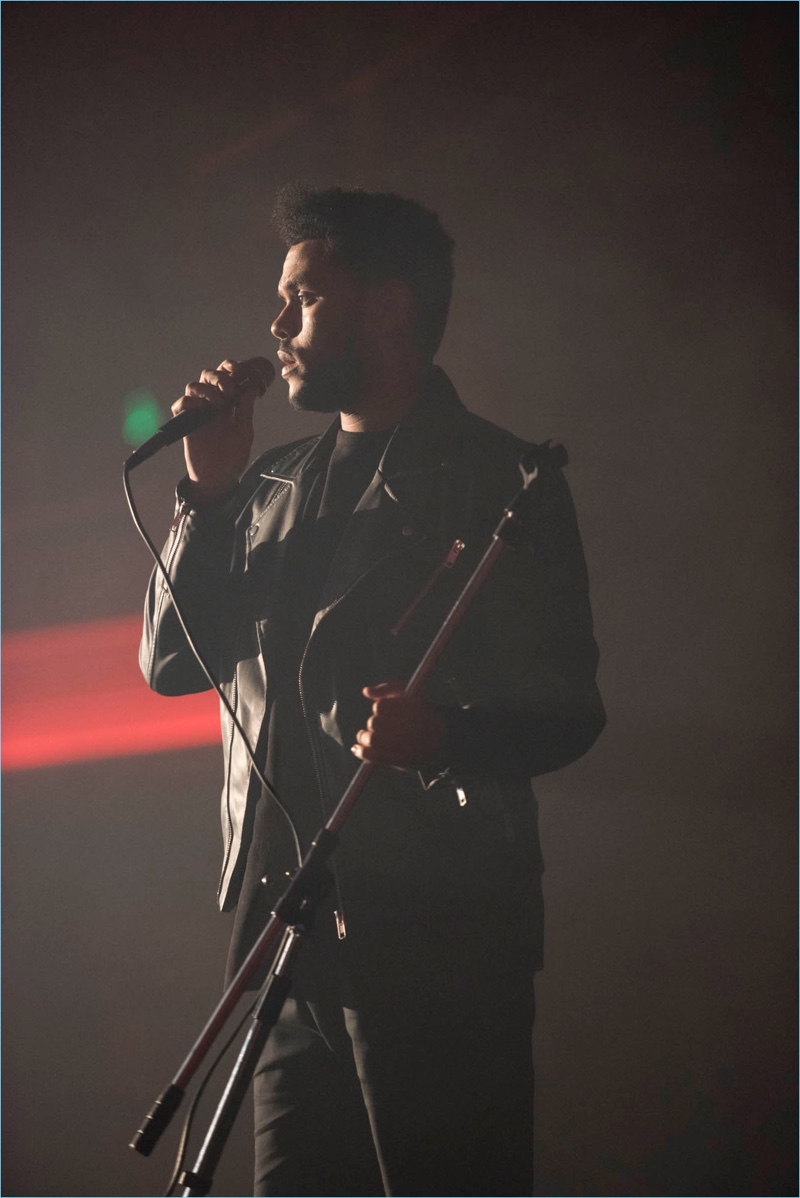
left=278, top=275, right=312, bottom=295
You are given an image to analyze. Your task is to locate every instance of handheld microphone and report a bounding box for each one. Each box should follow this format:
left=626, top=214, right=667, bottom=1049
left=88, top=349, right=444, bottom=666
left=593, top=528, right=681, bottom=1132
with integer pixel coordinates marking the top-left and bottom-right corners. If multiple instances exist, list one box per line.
left=125, top=357, right=275, bottom=469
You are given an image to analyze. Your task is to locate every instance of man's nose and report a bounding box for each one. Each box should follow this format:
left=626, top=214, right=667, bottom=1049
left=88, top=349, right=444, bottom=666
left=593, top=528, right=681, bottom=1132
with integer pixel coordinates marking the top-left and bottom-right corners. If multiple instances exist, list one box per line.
left=271, top=302, right=298, bottom=341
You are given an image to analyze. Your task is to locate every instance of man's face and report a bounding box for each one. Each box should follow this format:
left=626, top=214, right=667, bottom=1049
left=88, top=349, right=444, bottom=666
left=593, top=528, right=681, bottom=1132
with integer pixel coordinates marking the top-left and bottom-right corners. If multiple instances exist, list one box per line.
left=271, top=239, right=367, bottom=413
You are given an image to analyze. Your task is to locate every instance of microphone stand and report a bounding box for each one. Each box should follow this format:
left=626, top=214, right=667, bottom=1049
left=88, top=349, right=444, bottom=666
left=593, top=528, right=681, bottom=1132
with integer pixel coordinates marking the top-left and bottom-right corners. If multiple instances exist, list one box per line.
left=130, top=442, right=567, bottom=1195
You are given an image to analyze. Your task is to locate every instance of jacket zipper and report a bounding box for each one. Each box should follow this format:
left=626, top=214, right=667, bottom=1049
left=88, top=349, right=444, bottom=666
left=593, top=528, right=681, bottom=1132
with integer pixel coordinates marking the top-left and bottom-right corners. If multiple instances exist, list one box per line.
left=390, top=538, right=465, bottom=637
left=217, top=666, right=239, bottom=901
left=218, top=534, right=253, bottom=902
left=146, top=506, right=190, bottom=684
left=162, top=504, right=189, bottom=593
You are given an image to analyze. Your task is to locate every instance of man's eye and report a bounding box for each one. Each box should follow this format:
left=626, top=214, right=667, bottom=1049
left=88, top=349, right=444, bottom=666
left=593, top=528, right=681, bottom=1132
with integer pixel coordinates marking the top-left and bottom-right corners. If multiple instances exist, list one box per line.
left=298, top=292, right=316, bottom=306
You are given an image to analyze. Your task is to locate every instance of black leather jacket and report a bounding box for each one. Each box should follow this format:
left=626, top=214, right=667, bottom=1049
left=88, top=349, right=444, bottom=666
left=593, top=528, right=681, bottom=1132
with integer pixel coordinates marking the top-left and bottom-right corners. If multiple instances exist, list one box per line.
left=141, top=369, right=604, bottom=960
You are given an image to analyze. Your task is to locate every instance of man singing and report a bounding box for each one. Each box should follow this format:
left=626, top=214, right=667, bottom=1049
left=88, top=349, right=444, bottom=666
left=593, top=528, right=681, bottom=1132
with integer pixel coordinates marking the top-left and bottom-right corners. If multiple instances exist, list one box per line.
left=141, top=185, right=605, bottom=1197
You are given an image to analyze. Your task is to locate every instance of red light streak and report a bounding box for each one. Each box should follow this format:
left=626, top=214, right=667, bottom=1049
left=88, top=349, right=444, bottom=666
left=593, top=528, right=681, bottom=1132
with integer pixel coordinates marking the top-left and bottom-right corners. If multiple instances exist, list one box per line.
left=2, top=616, right=220, bottom=771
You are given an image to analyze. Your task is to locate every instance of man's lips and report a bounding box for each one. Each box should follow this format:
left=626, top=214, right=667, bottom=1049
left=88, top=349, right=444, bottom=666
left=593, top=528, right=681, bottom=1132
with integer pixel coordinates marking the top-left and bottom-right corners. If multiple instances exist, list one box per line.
left=277, top=350, right=299, bottom=378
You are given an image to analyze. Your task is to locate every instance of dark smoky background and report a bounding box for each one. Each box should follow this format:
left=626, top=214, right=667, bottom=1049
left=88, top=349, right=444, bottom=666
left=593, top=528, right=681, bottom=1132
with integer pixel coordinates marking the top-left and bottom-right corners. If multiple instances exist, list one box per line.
left=3, top=4, right=795, bottom=1195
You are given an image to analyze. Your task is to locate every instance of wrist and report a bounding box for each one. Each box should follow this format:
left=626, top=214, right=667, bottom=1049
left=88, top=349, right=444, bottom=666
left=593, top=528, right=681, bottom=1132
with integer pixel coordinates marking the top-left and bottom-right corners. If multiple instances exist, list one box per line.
left=182, top=475, right=240, bottom=508
left=177, top=475, right=239, bottom=511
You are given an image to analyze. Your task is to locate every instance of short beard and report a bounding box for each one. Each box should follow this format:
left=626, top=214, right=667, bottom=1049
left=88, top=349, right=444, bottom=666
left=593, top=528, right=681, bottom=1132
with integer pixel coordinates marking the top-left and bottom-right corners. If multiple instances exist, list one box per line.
left=288, top=347, right=365, bottom=415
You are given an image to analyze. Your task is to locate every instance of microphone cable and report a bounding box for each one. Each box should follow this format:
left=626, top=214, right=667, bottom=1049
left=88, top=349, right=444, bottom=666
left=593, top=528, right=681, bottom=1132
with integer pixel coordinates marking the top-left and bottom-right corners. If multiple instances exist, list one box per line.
left=123, top=460, right=303, bottom=872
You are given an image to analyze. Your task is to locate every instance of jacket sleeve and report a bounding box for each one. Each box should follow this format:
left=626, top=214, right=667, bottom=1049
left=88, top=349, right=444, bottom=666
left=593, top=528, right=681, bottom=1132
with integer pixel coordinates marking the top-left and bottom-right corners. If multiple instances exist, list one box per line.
left=139, top=483, right=240, bottom=696
left=421, top=466, right=605, bottom=783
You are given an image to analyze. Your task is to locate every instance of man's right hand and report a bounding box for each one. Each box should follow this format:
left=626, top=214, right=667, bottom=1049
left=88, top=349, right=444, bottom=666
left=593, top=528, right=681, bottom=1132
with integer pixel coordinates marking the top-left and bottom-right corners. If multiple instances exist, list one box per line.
left=173, top=358, right=261, bottom=505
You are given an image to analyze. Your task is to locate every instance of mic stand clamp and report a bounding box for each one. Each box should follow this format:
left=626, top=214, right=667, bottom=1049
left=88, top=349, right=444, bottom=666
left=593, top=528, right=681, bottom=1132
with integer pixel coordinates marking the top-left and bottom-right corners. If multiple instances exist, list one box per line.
left=178, top=869, right=332, bottom=1198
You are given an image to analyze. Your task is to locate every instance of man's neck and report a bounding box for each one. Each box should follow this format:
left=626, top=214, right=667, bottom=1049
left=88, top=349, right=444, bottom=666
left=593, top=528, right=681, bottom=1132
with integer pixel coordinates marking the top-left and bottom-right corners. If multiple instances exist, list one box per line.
left=339, top=365, right=426, bottom=433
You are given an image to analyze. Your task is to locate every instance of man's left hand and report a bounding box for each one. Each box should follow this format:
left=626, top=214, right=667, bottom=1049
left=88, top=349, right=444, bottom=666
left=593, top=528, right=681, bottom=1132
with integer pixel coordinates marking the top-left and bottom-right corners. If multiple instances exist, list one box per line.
left=352, top=682, right=445, bottom=768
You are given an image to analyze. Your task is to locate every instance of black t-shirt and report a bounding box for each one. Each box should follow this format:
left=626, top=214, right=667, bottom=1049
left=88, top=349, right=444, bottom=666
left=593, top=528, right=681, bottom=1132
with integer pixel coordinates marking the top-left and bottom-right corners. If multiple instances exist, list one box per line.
left=226, top=426, right=391, bottom=987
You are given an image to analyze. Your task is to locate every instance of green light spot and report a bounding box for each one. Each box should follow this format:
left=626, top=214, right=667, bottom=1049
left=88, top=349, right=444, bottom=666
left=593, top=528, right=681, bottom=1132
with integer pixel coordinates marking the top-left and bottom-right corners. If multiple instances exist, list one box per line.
left=122, top=388, right=163, bottom=446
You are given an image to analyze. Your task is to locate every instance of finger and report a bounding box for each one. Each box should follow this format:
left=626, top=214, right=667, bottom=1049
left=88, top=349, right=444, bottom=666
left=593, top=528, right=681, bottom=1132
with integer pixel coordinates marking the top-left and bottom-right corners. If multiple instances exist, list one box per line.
left=350, top=739, right=388, bottom=763
left=365, top=712, right=397, bottom=733
left=213, top=361, right=262, bottom=427
left=369, top=696, right=414, bottom=723
left=358, top=722, right=413, bottom=757
left=218, top=359, right=252, bottom=394
left=199, top=367, right=238, bottom=397
left=187, top=379, right=229, bottom=404
left=217, top=359, right=261, bottom=393
left=170, top=382, right=223, bottom=418
left=355, top=727, right=404, bottom=758
left=351, top=739, right=414, bottom=766
left=367, top=708, right=410, bottom=735
left=362, top=681, right=406, bottom=700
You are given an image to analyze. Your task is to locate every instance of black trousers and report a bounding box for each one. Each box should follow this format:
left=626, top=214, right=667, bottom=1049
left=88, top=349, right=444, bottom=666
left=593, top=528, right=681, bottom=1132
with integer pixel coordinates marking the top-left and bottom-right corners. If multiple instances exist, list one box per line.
left=252, top=930, right=536, bottom=1197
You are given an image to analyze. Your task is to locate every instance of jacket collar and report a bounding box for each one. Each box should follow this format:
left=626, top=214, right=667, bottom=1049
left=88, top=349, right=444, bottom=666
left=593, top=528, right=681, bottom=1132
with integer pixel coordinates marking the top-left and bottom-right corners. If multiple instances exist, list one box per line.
left=260, top=366, right=467, bottom=486
left=378, top=366, right=467, bottom=481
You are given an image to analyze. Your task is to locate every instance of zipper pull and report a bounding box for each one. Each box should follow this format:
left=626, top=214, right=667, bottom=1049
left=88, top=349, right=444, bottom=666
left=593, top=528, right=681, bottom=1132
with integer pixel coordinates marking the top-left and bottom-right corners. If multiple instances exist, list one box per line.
left=444, top=538, right=466, bottom=567
left=391, top=538, right=466, bottom=637
left=170, top=502, right=189, bottom=532
left=334, top=909, right=347, bottom=940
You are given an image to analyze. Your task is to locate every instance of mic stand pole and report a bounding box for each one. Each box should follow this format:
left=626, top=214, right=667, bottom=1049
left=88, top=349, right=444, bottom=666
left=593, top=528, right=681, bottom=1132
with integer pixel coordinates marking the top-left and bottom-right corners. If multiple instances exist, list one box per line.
left=130, top=442, right=566, bottom=1184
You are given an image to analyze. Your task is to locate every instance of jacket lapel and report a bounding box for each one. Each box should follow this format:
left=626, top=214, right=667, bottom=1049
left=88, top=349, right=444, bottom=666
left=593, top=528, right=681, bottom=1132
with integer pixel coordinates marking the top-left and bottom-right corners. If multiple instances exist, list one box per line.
left=313, top=368, right=466, bottom=615
left=245, top=367, right=469, bottom=621
left=314, top=472, right=428, bottom=615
